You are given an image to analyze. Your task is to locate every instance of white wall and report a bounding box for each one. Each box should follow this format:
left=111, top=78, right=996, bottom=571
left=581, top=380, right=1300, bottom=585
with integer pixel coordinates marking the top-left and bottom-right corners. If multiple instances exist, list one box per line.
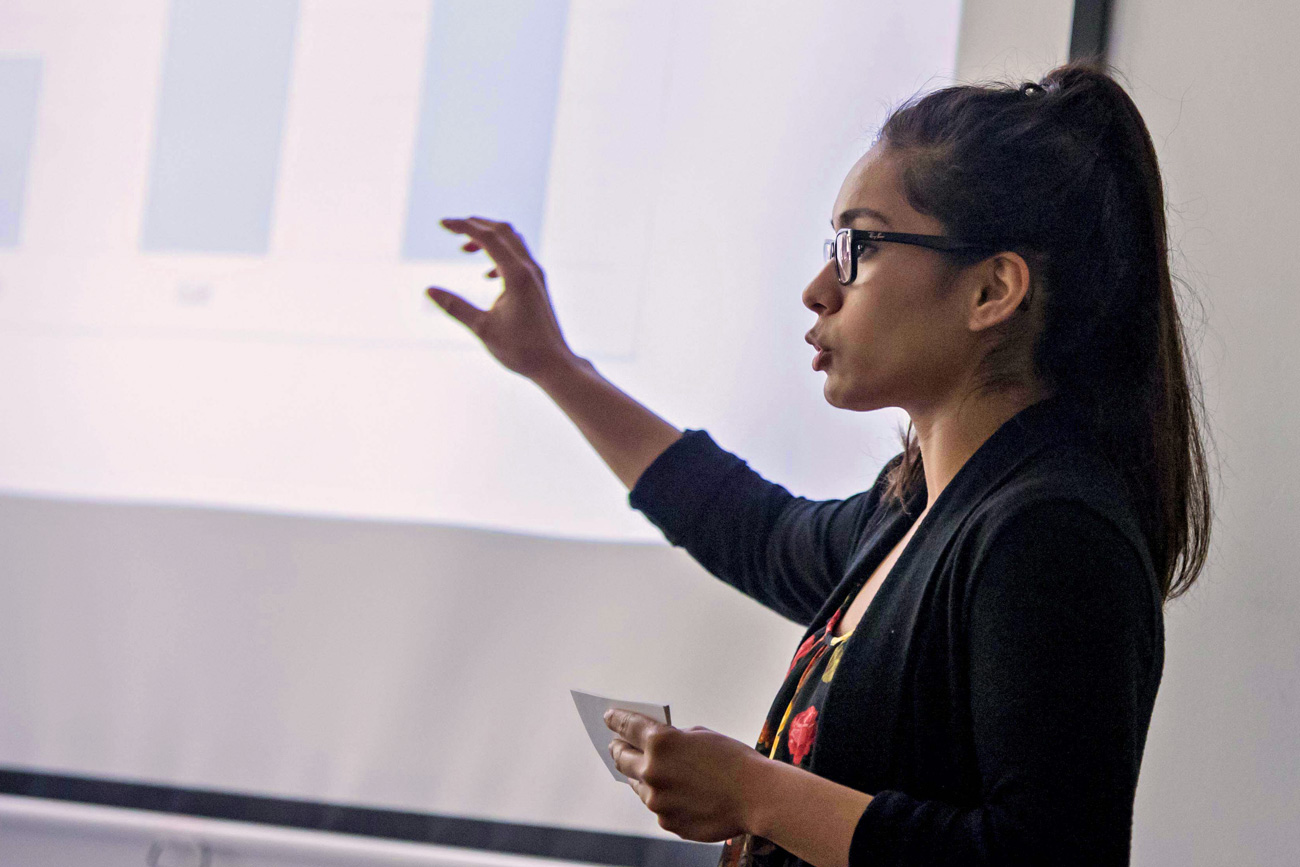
left=1107, top=2, right=1300, bottom=864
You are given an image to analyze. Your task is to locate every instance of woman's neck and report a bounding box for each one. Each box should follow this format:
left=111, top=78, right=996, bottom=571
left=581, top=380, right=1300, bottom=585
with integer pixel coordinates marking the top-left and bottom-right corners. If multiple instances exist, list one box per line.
left=908, top=384, right=1051, bottom=511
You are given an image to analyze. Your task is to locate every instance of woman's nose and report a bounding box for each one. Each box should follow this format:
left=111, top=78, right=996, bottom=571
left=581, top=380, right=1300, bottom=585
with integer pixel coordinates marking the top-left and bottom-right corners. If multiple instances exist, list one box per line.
left=802, top=261, right=842, bottom=314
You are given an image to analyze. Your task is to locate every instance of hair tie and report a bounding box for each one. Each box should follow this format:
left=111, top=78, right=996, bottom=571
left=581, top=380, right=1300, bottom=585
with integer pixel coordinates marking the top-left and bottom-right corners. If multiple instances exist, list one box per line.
left=1019, top=82, right=1046, bottom=97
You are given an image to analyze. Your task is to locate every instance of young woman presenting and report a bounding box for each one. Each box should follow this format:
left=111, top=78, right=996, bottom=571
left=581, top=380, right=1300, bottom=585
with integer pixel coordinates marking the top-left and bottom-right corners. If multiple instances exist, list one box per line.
left=425, top=61, right=1212, bottom=867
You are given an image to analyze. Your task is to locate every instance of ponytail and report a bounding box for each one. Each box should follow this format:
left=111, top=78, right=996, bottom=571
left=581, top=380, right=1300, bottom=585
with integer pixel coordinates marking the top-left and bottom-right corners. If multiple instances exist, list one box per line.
left=877, top=60, right=1212, bottom=603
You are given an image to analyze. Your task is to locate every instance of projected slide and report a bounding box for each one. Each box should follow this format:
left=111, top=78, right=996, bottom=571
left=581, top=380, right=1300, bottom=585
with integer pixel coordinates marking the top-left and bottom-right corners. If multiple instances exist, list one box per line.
left=141, top=0, right=299, bottom=255
left=0, top=0, right=956, bottom=540
left=0, top=57, right=40, bottom=247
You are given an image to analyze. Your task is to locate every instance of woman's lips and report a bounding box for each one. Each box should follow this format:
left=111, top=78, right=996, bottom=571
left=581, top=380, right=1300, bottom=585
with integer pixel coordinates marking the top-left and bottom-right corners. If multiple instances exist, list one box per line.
left=813, top=349, right=831, bottom=371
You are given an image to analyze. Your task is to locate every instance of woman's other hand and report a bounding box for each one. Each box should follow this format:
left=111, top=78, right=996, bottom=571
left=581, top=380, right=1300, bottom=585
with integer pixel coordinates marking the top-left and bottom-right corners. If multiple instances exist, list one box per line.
left=605, top=708, right=769, bottom=842
left=606, top=709, right=872, bottom=867
left=427, top=216, right=578, bottom=381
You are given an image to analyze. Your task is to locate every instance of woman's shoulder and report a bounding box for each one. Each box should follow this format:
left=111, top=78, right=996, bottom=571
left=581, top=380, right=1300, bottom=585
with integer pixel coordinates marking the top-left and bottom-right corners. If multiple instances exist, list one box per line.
left=998, top=437, right=1134, bottom=507
left=971, top=442, right=1143, bottom=544
left=958, top=441, right=1160, bottom=610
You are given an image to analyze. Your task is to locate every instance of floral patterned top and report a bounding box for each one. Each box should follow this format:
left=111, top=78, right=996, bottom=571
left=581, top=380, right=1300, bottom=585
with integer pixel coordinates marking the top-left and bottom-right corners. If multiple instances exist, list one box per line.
left=719, top=600, right=855, bottom=867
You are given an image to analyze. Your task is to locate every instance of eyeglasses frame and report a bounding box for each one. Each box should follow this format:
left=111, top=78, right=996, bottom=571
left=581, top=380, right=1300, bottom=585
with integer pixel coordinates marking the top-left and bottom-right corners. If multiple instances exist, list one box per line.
left=823, top=227, right=995, bottom=285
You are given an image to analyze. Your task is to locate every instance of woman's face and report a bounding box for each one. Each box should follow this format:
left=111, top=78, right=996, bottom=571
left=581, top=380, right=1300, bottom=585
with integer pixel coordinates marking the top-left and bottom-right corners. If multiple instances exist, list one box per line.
left=803, top=144, right=980, bottom=414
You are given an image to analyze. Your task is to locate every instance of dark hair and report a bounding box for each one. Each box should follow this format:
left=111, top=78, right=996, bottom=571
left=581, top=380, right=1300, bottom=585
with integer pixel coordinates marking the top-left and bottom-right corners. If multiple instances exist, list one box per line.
left=876, top=60, right=1212, bottom=604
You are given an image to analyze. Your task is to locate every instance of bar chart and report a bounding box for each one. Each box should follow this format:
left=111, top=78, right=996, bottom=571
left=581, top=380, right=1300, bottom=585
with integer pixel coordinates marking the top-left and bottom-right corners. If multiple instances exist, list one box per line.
left=0, top=0, right=656, bottom=360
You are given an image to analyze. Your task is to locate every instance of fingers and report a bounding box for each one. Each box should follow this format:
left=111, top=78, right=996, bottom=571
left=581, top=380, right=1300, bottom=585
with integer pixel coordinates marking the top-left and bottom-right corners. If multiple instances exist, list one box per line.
left=426, top=287, right=486, bottom=332
left=439, top=217, right=539, bottom=282
left=626, top=776, right=651, bottom=804
left=604, top=709, right=667, bottom=751
left=607, top=710, right=675, bottom=789
left=459, top=239, right=497, bottom=276
left=609, top=737, right=647, bottom=782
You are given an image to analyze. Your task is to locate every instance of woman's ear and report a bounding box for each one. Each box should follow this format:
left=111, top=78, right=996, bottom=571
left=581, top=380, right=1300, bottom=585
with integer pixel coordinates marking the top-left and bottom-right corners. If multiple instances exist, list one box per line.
left=967, top=251, right=1032, bottom=332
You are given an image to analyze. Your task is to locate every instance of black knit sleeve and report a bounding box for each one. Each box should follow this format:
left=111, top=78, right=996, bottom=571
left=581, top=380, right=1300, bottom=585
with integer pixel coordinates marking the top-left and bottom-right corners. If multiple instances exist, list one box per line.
left=627, top=429, right=893, bottom=626
left=848, top=500, right=1162, bottom=866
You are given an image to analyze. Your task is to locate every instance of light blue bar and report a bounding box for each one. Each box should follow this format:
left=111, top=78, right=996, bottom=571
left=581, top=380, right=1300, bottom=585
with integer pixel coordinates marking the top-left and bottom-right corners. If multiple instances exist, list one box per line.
left=0, top=58, right=42, bottom=248
left=141, top=0, right=298, bottom=255
left=402, top=0, right=570, bottom=260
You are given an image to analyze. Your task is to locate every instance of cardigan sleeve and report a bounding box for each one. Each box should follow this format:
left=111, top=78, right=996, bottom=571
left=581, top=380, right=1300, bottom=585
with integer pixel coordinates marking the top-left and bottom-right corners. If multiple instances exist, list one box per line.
left=848, top=500, right=1162, bottom=867
left=627, top=429, right=894, bottom=626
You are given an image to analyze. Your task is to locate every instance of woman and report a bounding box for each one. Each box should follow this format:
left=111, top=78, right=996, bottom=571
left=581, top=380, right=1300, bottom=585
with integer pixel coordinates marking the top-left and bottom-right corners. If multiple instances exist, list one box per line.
left=426, top=61, right=1211, bottom=867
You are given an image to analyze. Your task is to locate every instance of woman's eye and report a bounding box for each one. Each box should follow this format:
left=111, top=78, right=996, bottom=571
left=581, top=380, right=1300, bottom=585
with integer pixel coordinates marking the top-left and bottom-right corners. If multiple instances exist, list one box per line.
left=856, top=243, right=878, bottom=260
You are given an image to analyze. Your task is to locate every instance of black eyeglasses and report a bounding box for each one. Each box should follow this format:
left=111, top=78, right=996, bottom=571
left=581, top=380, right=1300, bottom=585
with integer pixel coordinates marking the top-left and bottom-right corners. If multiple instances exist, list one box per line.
left=823, top=228, right=993, bottom=285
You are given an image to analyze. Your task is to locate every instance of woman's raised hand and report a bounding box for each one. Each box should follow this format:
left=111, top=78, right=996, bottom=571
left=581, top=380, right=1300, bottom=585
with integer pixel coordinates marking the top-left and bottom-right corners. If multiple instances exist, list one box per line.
left=427, top=217, right=577, bottom=380
left=428, top=216, right=682, bottom=492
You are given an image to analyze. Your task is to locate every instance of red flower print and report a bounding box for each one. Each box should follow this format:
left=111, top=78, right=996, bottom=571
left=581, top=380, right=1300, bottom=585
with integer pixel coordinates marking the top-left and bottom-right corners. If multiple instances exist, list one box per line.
left=786, top=632, right=819, bottom=675
left=787, top=705, right=818, bottom=765
left=825, top=608, right=842, bottom=637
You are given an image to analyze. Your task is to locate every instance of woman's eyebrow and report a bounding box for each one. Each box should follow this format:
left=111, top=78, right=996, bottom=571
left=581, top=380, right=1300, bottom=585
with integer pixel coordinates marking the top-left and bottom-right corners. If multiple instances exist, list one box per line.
left=831, top=207, right=892, bottom=228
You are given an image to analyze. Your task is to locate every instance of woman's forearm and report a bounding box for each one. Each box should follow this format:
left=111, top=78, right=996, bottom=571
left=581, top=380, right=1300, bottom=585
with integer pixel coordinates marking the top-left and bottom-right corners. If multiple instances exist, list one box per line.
left=745, top=756, right=874, bottom=867
left=532, top=353, right=683, bottom=491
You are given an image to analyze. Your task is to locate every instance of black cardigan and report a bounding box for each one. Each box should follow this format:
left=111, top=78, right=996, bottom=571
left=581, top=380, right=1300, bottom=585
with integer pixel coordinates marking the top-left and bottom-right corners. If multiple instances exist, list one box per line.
left=627, top=395, right=1164, bottom=867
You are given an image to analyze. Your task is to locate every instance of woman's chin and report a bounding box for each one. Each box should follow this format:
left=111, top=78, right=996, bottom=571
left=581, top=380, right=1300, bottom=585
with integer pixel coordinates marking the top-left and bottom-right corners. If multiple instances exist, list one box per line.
left=823, top=380, right=884, bottom=413
left=822, top=381, right=856, bottom=410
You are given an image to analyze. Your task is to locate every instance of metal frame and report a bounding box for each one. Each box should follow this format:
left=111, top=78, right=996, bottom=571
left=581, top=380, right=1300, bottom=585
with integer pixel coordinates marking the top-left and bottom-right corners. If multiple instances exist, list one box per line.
left=1069, top=0, right=1113, bottom=60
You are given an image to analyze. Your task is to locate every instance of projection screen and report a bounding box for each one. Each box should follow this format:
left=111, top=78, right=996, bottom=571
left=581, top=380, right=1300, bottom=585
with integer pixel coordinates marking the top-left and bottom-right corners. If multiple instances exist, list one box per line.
left=0, top=0, right=961, bottom=856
